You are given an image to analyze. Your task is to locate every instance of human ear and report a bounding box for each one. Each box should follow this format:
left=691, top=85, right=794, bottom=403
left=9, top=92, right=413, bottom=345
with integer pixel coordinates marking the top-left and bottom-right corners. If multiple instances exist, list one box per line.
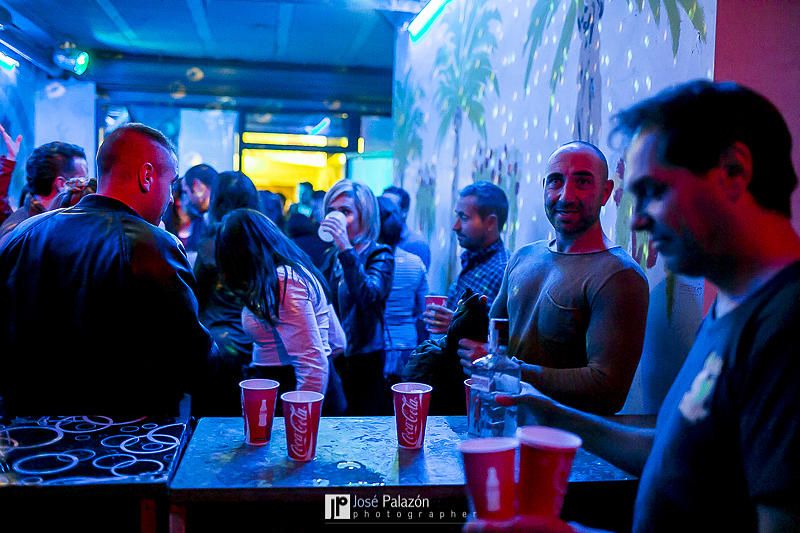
left=719, top=142, right=752, bottom=202
left=600, top=178, right=614, bottom=206
left=487, top=213, right=499, bottom=232
left=138, top=162, right=155, bottom=192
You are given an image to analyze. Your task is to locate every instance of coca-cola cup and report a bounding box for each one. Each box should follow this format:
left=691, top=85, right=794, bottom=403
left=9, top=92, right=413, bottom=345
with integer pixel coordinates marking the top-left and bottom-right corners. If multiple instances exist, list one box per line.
left=281, top=390, right=324, bottom=461
left=239, top=378, right=279, bottom=445
left=459, top=437, right=519, bottom=522
left=391, top=382, right=433, bottom=449
left=516, top=426, right=582, bottom=518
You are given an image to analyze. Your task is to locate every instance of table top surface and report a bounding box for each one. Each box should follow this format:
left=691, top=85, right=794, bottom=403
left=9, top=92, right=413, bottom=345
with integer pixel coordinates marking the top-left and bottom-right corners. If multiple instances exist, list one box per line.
left=0, top=416, right=188, bottom=491
left=170, top=416, right=634, bottom=500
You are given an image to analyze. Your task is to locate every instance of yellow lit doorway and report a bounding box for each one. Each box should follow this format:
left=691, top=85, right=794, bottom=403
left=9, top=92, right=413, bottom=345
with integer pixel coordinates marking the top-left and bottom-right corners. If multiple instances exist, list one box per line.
left=241, top=148, right=346, bottom=202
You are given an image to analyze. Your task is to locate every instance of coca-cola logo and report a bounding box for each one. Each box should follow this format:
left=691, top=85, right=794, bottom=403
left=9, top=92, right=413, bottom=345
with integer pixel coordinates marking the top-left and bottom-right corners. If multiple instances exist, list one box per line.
left=400, top=395, right=421, bottom=446
left=289, top=404, right=311, bottom=458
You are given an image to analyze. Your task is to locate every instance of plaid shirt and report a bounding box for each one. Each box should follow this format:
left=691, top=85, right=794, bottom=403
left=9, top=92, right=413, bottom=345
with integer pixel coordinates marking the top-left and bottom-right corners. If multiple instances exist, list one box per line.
left=447, top=239, right=509, bottom=309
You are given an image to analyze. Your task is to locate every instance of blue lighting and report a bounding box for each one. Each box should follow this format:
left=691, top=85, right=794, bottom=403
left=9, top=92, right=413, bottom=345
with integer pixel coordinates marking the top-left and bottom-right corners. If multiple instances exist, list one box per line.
left=408, top=0, right=452, bottom=43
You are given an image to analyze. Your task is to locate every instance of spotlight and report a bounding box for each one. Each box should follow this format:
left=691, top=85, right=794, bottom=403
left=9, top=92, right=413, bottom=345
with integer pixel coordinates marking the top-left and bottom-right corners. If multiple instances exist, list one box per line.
left=53, top=42, right=90, bottom=75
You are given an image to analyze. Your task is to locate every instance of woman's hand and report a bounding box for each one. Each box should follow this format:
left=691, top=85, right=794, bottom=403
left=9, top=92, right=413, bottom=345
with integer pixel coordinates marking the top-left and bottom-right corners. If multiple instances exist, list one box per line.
left=319, top=214, right=352, bottom=252
left=0, top=125, right=22, bottom=161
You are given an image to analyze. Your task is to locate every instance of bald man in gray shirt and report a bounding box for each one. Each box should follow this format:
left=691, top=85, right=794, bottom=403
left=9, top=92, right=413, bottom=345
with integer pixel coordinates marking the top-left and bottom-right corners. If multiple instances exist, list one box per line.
left=460, top=141, right=649, bottom=414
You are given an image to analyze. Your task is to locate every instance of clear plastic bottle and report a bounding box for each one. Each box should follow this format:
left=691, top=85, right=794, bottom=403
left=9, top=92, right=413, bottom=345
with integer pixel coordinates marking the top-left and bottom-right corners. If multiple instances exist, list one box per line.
left=468, top=318, right=521, bottom=437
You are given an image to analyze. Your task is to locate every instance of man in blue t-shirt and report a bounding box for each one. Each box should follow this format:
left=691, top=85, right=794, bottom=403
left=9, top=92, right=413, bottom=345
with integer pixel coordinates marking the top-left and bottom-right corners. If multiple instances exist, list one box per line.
left=504, top=80, right=800, bottom=531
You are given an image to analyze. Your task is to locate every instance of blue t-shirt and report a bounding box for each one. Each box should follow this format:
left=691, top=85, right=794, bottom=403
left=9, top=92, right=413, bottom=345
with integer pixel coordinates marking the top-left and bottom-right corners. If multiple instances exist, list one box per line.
left=634, top=262, right=800, bottom=532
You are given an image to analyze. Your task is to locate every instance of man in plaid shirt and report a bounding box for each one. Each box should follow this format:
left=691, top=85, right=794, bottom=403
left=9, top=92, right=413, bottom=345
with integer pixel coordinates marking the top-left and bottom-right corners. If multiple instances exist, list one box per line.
left=423, top=181, right=510, bottom=334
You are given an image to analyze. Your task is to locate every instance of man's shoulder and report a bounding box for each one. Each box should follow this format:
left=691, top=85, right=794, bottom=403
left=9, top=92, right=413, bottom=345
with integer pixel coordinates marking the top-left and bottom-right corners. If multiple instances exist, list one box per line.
left=402, top=229, right=429, bottom=248
left=395, top=247, right=426, bottom=271
left=123, top=219, right=190, bottom=279
left=600, top=246, right=648, bottom=280
left=399, top=230, right=431, bottom=265
left=507, top=240, right=550, bottom=266
left=0, top=208, right=68, bottom=249
left=747, top=262, right=800, bottom=323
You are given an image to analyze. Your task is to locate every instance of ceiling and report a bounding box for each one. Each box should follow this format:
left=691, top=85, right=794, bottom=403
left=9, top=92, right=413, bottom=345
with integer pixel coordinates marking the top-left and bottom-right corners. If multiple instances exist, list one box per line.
left=0, top=0, right=424, bottom=115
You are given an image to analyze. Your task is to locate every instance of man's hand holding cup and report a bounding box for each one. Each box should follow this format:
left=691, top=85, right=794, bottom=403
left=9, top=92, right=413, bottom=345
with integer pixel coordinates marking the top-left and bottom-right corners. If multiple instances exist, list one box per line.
left=423, top=295, right=453, bottom=334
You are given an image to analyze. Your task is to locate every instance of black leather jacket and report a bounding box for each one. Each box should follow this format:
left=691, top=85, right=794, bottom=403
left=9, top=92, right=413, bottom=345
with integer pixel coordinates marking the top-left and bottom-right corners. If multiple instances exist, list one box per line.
left=323, top=241, right=394, bottom=356
left=0, top=194, right=214, bottom=416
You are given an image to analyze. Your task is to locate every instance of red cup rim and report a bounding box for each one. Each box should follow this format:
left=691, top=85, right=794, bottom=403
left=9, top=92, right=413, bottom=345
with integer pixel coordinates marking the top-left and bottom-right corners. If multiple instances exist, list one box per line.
left=239, top=378, right=279, bottom=390
left=281, top=390, right=324, bottom=403
left=463, top=378, right=473, bottom=387
left=458, top=437, right=519, bottom=454
left=516, top=426, right=582, bottom=450
left=391, top=382, right=433, bottom=394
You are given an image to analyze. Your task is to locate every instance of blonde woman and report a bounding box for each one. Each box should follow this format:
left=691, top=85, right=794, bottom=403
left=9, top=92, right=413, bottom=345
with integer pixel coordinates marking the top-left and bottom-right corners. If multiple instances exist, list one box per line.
left=320, top=179, right=394, bottom=415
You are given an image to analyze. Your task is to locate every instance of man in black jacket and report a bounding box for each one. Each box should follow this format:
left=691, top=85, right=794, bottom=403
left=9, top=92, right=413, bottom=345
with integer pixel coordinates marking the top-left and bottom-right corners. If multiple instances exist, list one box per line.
left=0, top=123, right=214, bottom=417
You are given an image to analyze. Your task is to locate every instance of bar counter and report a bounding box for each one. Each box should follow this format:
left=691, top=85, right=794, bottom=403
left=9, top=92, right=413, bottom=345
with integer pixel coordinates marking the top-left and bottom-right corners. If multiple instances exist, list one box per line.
left=170, top=416, right=638, bottom=532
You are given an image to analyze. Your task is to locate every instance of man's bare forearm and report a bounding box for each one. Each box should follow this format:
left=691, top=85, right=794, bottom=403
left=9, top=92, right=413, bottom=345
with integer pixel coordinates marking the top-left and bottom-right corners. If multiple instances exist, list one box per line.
left=521, top=363, right=629, bottom=414
left=536, top=397, right=655, bottom=476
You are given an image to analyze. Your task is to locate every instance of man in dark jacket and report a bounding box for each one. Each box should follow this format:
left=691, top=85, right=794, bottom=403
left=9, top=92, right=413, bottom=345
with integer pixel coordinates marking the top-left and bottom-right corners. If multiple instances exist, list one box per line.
left=0, top=123, right=213, bottom=417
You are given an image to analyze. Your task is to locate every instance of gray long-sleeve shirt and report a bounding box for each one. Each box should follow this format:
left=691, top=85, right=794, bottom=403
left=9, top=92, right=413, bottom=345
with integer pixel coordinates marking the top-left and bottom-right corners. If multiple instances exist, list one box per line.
left=492, top=240, right=649, bottom=414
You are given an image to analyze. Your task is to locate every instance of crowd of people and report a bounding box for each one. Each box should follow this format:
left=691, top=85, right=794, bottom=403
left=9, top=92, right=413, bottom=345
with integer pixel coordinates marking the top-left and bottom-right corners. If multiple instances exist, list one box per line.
left=0, top=79, right=798, bottom=530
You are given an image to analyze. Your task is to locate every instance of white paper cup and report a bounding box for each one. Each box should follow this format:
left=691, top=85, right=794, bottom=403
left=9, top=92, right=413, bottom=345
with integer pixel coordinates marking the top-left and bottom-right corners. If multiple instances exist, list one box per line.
left=318, top=210, right=347, bottom=242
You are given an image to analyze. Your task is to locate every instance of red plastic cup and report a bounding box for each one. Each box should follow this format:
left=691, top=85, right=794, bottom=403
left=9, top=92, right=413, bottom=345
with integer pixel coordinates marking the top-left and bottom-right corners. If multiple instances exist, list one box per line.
left=464, top=378, right=473, bottom=414
left=425, top=294, right=448, bottom=308
left=516, top=426, right=582, bottom=518
left=239, top=379, right=280, bottom=445
left=391, top=382, right=433, bottom=449
left=281, top=390, right=324, bottom=461
left=459, top=437, right=519, bottom=522
left=425, top=295, right=449, bottom=333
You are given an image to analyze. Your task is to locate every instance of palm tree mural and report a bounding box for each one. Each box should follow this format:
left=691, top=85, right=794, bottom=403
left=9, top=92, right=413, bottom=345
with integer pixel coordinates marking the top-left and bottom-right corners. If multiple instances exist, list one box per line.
left=523, top=0, right=707, bottom=144
left=433, top=1, right=501, bottom=287
left=637, top=0, right=707, bottom=57
left=524, top=0, right=707, bottom=322
left=472, top=144, right=521, bottom=250
left=393, top=72, right=426, bottom=189
left=415, top=163, right=437, bottom=242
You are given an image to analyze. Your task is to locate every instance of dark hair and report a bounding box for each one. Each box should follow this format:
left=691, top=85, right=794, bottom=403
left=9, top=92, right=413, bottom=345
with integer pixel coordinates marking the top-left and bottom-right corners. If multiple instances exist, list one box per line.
left=258, top=190, right=285, bottom=229
left=208, top=171, right=260, bottom=225
left=459, top=181, right=509, bottom=230
left=97, top=123, right=175, bottom=177
left=377, top=196, right=404, bottom=249
left=183, top=163, right=218, bottom=189
left=610, top=79, right=797, bottom=217
left=216, top=208, right=330, bottom=326
left=25, top=141, right=86, bottom=196
left=382, top=185, right=410, bottom=211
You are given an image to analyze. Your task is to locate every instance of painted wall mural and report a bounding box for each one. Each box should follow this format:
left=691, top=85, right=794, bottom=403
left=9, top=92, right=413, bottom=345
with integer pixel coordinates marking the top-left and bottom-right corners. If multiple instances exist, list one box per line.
left=394, top=0, right=716, bottom=413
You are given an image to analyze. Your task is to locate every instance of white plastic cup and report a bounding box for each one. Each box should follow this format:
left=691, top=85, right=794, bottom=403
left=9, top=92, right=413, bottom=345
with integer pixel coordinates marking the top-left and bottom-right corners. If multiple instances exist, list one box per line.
left=318, top=211, right=347, bottom=242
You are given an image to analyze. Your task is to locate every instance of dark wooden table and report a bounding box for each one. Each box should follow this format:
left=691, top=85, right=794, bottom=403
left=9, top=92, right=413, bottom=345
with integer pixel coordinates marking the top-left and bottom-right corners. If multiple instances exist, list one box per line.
left=0, top=415, right=190, bottom=533
left=170, top=416, right=637, bottom=532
